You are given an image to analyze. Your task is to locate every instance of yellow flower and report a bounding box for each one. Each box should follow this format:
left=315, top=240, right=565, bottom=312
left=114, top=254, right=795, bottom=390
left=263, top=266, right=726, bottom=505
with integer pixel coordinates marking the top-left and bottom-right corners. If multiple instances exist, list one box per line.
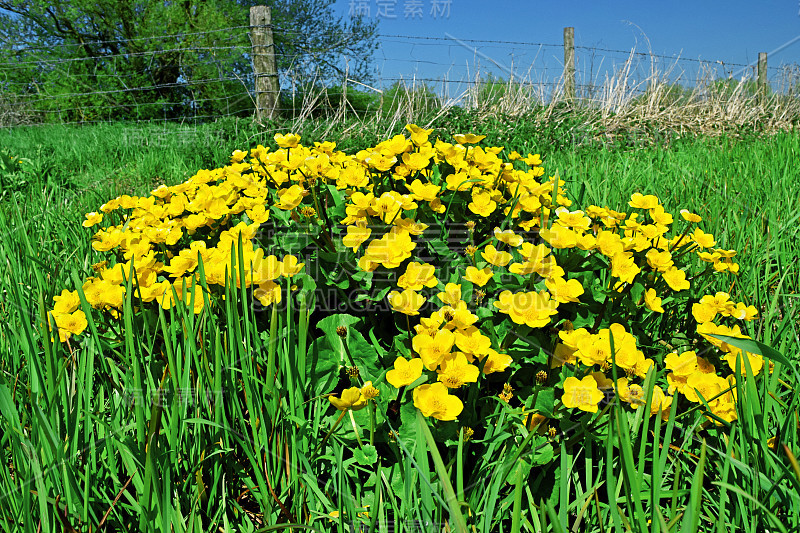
left=616, top=378, right=647, bottom=409
left=454, top=327, right=492, bottom=358
left=680, top=209, right=702, bottom=223
left=91, top=229, right=123, bottom=252
left=397, top=262, right=438, bottom=291
left=361, top=381, right=380, bottom=399
left=539, top=225, right=578, bottom=249
left=275, top=184, right=308, bottom=210
left=628, top=192, right=660, bottom=210
left=468, top=189, right=497, bottom=217
left=413, top=329, right=455, bottom=370
left=453, top=133, right=486, bottom=144
left=386, top=357, right=424, bottom=388
left=493, top=227, right=523, bottom=247
left=280, top=255, right=305, bottom=277
left=274, top=132, right=301, bottom=148
left=364, top=151, right=397, bottom=172
left=53, top=289, right=81, bottom=315
left=254, top=280, right=282, bottom=307
left=53, top=310, right=89, bottom=342
left=405, top=179, right=440, bottom=202
left=246, top=204, right=270, bottom=224
left=494, top=290, right=559, bottom=328
left=731, top=302, right=758, bottom=321
left=436, top=283, right=462, bottom=306
left=480, top=244, right=512, bottom=267
left=82, top=211, right=103, bottom=228
left=250, top=249, right=282, bottom=283
left=522, top=153, right=542, bottom=166
left=683, top=373, right=728, bottom=404
left=341, top=224, right=371, bottom=252
left=464, top=266, right=493, bottom=286
left=561, top=376, right=605, bottom=413
left=482, top=349, right=513, bottom=374
left=691, top=228, right=716, bottom=249
left=405, top=124, right=434, bottom=146
left=662, top=267, right=690, bottom=291
left=439, top=300, right=478, bottom=330
left=401, top=151, right=433, bottom=172
left=230, top=149, right=248, bottom=163
left=544, top=276, right=584, bottom=304
left=82, top=278, right=125, bottom=309
left=387, top=289, right=426, bottom=316
left=437, top=352, right=480, bottom=388
left=554, top=208, right=591, bottom=231
left=724, top=348, right=764, bottom=376
left=645, top=249, right=673, bottom=273
left=644, top=288, right=664, bottom=313
left=413, top=382, right=463, bottom=421
left=649, top=205, right=673, bottom=226
left=610, top=252, right=640, bottom=284
left=329, top=387, right=367, bottom=411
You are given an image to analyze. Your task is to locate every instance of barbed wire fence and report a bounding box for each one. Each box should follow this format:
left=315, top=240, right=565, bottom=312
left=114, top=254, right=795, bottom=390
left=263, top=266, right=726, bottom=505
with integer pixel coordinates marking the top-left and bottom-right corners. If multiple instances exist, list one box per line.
left=0, top=5, right=798, bottom=129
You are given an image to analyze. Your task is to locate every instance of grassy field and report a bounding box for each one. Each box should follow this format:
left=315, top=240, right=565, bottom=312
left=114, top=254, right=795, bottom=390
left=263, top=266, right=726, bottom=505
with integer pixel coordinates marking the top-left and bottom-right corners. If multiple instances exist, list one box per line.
left=0, top=113, right=799, bottom=532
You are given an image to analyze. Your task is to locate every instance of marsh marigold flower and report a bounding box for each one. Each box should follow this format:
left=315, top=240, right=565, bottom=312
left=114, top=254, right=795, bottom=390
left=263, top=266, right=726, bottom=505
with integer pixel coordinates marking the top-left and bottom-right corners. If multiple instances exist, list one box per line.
left=387, top=289, right=426, bottom=316
left=82, top=212, right=103, bottom=228
left=329, top=387, right=367, bottom=411
left=493, top=227, right=523, bottom=247
left=397, top=262, right=438, bottom=291
left=644, top=288, right=664, bottom=313
left=360, top=381, right=380, bottom=399
left=561, top=376, right=605, bottom=413
left=482, top=349, right=513, bottom=374
left=413, top=382, right=463, bottom=421
left=481, top=245, right=512, bottom=267
left=464, top=266, right=493, bottom=286
left=413, top=329, right=455, bottom=370
left=680, top=209, right=702, bottom=223
left=53, top=310, right=88, bottom=342
left=274, top=132, right=301, bottom=149
left=454, top=133, right=486, bottom=144
left=662, top=267, right=691, bottom=292
left=436, top=283, right=462, bottom=307
left=437, top=352, right=480, bottom=388
left=629, top=192, right=660, bottom=210
left=386, top=356, right=424, bottom=388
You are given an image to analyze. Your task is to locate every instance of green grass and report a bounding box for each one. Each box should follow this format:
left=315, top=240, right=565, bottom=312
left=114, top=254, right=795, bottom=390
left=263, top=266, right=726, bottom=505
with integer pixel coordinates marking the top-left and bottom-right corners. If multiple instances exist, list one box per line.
left=0, top=115, right=798, bottom=531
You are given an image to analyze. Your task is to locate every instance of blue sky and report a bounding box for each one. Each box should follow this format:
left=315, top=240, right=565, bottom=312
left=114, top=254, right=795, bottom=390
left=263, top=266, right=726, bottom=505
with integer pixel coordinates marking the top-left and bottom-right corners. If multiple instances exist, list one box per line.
left=332, top=0, right=800, bottom=96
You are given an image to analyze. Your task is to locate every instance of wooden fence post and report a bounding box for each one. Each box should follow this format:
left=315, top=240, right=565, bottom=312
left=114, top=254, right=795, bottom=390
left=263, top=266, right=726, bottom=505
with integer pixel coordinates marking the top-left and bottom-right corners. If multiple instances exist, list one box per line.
left=250, top=5, right=279, bottom=121
left=757, top=52, right=768, bottom=104
left=563, top=27, right=575, bottom=102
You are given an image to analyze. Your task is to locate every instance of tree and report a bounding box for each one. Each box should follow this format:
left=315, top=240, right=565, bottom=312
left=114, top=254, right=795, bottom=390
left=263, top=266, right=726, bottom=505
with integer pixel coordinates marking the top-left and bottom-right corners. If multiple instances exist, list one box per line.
left=0, top=0, right=378, bottom=122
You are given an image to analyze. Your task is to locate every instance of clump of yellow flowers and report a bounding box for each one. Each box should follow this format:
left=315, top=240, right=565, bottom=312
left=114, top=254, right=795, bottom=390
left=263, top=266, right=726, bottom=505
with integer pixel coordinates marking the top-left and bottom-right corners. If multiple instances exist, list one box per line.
left=55, top=123, right=762, bottom=437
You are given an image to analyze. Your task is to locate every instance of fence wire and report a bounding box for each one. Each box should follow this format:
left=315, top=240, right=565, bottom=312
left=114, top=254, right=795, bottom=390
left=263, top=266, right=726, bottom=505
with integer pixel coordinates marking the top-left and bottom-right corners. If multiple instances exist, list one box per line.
left=1, top=24, right=797, bottom=129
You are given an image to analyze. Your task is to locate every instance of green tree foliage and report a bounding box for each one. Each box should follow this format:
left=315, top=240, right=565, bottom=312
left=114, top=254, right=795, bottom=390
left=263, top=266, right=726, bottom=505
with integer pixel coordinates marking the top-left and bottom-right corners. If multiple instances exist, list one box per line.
left=0, top=0, right=377, bottom=122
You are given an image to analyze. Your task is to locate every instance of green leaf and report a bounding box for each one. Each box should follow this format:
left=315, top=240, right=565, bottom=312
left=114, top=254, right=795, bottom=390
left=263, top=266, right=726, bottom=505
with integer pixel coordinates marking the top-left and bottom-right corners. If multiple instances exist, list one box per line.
left=532, top=439, right=555, bottom=466
left=354, top=284, right=391, bottom=303
left=508, top=457, right=533, bottom=482
left=306, top=339, right=341, bottom=397
left=353, top=444, right=378, bottom=466
left=317, top=313, right=361, bottom=338
left=708, top=334, right=794, bottom=371
left=534, top=387, right=556, bottom=418
left=428, top=238, right=457, bottom=259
